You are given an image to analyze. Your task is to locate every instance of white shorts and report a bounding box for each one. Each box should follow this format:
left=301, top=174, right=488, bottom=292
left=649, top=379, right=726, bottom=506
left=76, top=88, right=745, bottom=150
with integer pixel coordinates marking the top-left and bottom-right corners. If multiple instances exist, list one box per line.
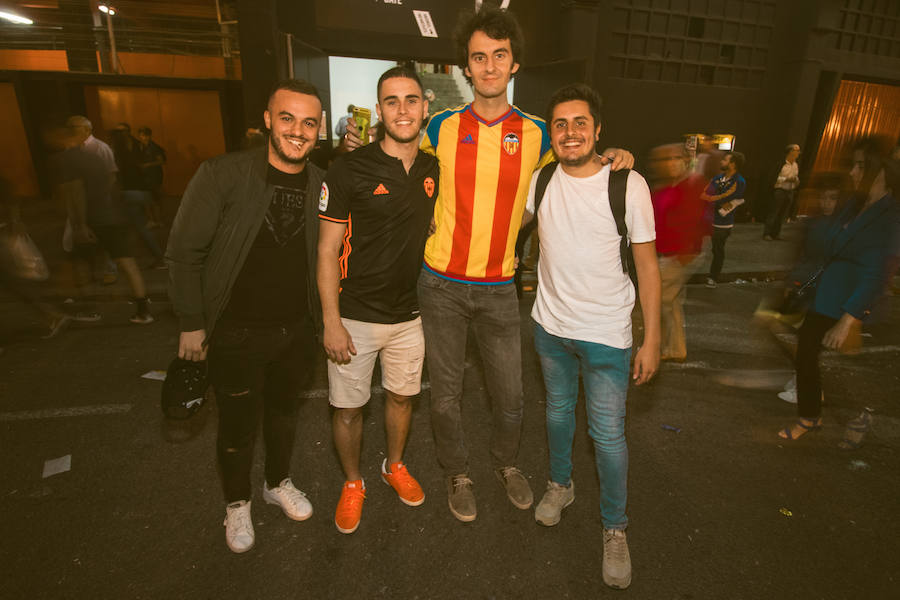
left=327, top=317, right=425, bottom=408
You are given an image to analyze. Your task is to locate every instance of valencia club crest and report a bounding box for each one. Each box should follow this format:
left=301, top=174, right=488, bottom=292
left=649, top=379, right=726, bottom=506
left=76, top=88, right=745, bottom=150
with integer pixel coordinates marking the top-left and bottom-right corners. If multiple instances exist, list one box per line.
left=503, top=132, right=520, bottom=156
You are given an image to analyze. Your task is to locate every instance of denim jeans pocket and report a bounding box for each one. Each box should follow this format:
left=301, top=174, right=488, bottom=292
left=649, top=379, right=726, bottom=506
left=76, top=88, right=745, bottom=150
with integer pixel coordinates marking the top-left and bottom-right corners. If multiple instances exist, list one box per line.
left=418, top=269, right=450, bottom=290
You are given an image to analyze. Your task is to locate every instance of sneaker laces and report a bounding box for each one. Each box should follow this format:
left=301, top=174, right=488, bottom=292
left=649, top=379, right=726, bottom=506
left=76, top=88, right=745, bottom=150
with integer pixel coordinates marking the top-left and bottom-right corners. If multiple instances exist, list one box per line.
left=341, top=485, right=366, bottom=509
left=545, top=480, right=569, bottom=498
left=276, top=482, right=308, bottom=507
left=498, top=466, right=522, bottom=481
left=452, top=475, right=473, bottom=490
left=226, top=504, right=251, bottom=531
left=388, top=464, right=417, bottom=491
left=604, top=530, right=628, bottom=561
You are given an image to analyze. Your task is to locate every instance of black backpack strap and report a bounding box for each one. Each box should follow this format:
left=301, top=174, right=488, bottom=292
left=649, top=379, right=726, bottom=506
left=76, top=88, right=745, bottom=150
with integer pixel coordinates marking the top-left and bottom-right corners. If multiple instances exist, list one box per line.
left=533, top=160, right=559, bottom=215
left=608, top=168, right=631, bottom=274
left=516, top=160, right=558, bottom=260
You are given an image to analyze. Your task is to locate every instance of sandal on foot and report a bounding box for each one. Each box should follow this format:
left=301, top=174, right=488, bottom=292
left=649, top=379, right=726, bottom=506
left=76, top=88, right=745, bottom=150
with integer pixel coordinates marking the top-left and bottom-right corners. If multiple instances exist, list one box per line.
left=838, top=423, right=869, bottom=451
left=778, top=418, right=822, bottom=440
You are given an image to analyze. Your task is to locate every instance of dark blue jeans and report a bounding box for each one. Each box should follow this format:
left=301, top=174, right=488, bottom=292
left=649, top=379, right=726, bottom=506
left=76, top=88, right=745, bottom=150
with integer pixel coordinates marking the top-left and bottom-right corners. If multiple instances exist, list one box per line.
left=122, top=190, right=163, bottom=260
left=417, top=269, right=523, bottom=475
left=209, top=318, right=316, bottom=502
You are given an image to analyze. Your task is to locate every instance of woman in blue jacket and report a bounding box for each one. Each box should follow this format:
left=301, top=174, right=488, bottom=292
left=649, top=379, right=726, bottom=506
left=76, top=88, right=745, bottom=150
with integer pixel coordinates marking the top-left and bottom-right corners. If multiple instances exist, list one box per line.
left=779, top=139, right=899, bottom=440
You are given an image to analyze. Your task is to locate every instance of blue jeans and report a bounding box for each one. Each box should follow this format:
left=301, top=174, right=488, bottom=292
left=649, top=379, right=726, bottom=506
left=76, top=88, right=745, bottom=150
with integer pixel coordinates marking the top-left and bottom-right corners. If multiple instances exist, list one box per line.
left=533, top=322, right=631, bottom=530
left=122, top=189, right=163, bottom=260
left=417, top=269, right=523, bottom=475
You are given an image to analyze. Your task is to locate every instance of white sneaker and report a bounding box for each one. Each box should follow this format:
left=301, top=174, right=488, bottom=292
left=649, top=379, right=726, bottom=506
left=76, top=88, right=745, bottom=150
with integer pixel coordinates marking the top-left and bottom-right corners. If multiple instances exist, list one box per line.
left=777, top=390, right=798, bottom=404
left=534, top=480, right=575, bottom=526
left=705, top=278, right=717, bottom=288
left=263, top=478, right=313, bottom=521
left=784, top=374, right=796, bottom=392
left=223, top=500, right=254, bottom=553
left=602, top=529, right=632, bottom=589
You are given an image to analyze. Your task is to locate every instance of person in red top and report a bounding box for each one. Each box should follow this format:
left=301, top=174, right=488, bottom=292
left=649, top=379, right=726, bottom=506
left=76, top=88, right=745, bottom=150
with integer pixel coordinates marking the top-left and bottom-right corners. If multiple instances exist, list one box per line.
left=648, top=143, right=709, bottom=361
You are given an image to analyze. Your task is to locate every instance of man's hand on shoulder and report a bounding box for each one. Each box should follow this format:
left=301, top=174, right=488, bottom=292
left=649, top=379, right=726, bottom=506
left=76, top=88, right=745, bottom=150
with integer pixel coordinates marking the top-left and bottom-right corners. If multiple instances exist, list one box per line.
left=179, top=329, right=207, bottom=362
left=323, top=321, right=357, bottom=364
left=599, top=148, right=635, bottom=171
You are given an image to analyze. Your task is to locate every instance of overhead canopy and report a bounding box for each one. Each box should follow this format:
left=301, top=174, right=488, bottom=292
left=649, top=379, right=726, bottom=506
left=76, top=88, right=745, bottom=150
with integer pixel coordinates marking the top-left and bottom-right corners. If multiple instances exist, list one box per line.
left=277, top=0, right=551, bottom=63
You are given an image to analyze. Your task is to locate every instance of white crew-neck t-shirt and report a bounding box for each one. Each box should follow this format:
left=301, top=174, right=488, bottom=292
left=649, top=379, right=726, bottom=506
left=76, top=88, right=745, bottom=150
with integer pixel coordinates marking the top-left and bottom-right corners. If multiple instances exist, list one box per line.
left=526, top=164, right=655, bottom=349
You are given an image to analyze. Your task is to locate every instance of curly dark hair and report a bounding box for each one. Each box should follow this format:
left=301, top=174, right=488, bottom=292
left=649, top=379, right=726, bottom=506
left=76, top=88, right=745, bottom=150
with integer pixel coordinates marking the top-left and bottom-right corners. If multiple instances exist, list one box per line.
left=454, top=6, right=524, bottom=85
left=546, top=83, right=603, bottom=126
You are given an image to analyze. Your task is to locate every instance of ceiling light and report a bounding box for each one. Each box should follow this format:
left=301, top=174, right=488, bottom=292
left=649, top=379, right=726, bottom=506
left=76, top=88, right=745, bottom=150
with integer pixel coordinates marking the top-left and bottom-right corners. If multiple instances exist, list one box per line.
left=0, top=10, right=34, bottom=25
left=98, top=4, right=117, bottom=16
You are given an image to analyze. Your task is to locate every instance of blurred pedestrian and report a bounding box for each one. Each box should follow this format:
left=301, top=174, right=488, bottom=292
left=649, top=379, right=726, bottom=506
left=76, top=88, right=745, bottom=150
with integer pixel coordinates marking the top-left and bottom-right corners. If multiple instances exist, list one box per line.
left=778, top=138, right=899, bottom=440
left=648, top=143, right=709, bottom=360
left=136, top=127, right=166, bottom=228
left=66, top=115, right=119, bottom=284
left=0, top=176, right=71, bottom=343
left=54, top=124, right=153, bottom=324
left=112, top=126, right=165, bottom=268
left=334, top=104, right=355, bottom=138
left=763, top=144, right=801, bottom=240
left=701, top=151, right=746, bottom=287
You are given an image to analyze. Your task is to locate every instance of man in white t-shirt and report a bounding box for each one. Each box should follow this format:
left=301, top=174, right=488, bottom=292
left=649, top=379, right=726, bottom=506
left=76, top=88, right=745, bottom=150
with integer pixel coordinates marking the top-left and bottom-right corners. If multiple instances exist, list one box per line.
left=522, top=83, right=660, bottom=591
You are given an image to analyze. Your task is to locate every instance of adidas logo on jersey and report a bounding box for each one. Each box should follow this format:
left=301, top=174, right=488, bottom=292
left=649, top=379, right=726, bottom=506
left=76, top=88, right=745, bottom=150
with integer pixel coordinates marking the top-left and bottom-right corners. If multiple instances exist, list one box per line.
left=461, top=134, right=475, bottom=145
left=373, top=183, right=390, bottom=195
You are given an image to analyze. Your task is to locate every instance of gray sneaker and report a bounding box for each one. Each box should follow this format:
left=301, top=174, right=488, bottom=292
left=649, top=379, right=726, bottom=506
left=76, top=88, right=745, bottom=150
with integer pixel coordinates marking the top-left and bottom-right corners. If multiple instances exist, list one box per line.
left=534, top=480, right=574, bottom=526
left=446, top=474, right=476, bottom=522
left=495, top=466, right=533, bottom=509
left=602, top=528, right=632, bottom=589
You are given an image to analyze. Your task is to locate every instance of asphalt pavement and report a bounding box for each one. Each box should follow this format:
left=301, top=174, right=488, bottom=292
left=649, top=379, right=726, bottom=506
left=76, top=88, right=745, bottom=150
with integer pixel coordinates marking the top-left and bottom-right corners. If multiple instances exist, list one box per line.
left=2, top=216, right=899, bottom=599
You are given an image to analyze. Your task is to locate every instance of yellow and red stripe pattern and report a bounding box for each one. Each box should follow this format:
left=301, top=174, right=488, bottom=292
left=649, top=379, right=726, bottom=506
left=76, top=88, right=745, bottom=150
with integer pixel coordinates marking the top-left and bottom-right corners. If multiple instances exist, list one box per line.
left=421, top=104, right=553, bottom=283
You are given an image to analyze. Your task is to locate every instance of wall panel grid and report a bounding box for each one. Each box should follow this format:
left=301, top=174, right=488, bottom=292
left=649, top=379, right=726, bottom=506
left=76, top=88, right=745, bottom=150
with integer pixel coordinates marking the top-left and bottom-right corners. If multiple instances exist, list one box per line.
left=609, top=0, right=775, bottom=89
left=833, top=0, right=900, bottom=58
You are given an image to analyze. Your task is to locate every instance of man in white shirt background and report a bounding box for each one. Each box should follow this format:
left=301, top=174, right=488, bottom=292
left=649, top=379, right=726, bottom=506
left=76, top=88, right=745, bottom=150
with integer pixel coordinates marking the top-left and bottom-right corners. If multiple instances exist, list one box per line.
left=764, top=143, right=800, bottom=240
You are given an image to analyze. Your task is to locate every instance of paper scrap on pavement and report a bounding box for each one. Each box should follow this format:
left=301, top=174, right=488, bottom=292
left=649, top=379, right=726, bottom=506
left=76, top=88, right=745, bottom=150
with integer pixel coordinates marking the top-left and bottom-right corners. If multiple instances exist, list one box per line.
left=42, top=455, right=71, bottom=478
left=142, top=370, right=167, bottom=381
left=779, top=507, right=793, bottom=517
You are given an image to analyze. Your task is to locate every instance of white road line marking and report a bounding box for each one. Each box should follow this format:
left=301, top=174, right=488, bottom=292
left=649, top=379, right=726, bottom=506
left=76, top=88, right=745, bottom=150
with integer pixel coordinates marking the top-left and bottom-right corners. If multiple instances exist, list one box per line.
left=0, top=404, right=133, bottom=422
left=661, top=361, right=709, bottom=370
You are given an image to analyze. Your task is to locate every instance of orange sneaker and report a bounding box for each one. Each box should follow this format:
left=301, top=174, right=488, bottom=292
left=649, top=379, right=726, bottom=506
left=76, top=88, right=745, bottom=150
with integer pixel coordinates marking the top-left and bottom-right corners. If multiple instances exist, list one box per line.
left=381, top=459, right=425, bottom=506
left=335, top=479, right=365, bottom=534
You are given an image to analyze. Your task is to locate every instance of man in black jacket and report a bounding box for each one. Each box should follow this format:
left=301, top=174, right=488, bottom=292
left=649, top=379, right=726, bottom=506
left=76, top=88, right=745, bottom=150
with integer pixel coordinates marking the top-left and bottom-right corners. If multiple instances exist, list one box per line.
left=167, top=79, right=325, bottom=554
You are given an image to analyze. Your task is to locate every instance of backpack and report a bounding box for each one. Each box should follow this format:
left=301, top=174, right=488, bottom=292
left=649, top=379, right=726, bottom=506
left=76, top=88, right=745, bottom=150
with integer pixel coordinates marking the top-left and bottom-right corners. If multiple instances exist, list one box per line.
left=516, top=161, right=636, bottom=289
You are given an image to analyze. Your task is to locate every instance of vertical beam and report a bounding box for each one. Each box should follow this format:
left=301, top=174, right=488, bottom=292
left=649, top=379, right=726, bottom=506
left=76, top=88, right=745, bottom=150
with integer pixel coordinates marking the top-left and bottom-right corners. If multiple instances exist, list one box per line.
left=236, top=0, right=286, bottom=127
left=59, top=0, right=100, bottom=72
left=558, top=0, right=602, bottom=85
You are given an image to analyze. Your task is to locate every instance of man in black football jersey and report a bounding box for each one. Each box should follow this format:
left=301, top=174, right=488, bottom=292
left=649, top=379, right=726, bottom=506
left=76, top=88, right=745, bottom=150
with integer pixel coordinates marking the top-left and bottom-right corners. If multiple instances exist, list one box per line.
left=318, top=66, right=438, bottom=534
left=167, top=79, right=325, bottom=553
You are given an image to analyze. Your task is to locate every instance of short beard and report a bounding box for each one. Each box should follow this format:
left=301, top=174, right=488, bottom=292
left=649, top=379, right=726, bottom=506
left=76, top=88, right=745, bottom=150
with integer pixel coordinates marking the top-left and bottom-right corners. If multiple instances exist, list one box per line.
left=270, top=135, right=310, bottom=165
left=557, top=139, right=597, bottom=168
left=558, top=153, right=594, bottom=168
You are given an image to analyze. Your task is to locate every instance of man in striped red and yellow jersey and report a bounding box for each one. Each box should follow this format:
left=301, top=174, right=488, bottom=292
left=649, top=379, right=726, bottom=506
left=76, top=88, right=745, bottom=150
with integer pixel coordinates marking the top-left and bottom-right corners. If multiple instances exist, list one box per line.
left=414, top=6, right=634, bottom=523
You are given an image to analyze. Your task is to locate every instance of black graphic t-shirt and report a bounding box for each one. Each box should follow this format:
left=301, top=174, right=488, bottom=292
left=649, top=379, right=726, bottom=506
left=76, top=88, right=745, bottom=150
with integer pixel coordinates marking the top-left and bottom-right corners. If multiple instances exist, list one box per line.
left=219, top=165, right=309, bottom=324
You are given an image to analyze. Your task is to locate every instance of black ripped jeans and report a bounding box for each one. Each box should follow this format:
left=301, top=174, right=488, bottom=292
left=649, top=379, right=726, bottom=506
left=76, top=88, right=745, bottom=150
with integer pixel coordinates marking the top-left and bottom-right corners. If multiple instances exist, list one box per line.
left=209, top=318, right=317, bottom=503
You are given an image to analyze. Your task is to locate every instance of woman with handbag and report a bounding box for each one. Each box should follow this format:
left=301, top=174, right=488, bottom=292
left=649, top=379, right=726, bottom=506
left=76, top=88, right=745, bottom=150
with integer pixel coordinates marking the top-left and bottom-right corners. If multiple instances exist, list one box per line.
left=779, top=138, right=899, bottom=440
